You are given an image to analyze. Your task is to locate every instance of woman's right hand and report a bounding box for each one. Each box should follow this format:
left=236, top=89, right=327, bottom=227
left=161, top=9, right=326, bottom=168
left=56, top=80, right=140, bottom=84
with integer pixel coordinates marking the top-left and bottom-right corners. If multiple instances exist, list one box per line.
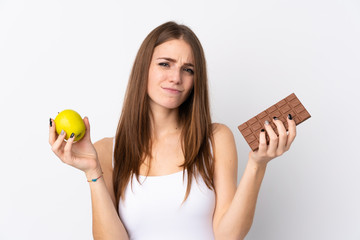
left=49, top=116, right=102, bottom=177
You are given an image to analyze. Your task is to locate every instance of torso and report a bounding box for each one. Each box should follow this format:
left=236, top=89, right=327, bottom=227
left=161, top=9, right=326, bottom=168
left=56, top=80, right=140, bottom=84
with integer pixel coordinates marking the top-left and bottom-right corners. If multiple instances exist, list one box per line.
left=97, top=123, right=234, bottom=240
left=118, top=169, right=215, bottom=240
left=109, top=136, right=216, bottom=240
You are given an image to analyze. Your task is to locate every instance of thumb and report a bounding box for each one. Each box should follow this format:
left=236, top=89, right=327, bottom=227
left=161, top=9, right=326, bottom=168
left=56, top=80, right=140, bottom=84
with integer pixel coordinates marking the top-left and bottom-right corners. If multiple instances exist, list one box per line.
left=83, top=116, right=91, bottom=141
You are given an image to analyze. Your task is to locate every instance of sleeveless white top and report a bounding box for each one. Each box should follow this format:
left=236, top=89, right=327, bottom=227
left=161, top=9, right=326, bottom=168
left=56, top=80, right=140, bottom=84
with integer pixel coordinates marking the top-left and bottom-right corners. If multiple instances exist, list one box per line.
left=112, top=138, right=216, bottom=240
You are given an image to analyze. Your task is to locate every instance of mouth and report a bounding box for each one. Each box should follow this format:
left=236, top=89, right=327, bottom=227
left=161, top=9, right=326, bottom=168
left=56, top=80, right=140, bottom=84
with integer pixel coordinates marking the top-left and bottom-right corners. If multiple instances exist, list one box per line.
left=162, top=87, right=183, bottom=94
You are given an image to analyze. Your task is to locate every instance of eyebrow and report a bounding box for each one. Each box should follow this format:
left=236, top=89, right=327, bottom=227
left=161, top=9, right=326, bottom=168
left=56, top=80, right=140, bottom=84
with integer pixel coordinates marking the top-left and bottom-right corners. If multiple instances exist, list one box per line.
left=156, top=57, right=194, bottom=67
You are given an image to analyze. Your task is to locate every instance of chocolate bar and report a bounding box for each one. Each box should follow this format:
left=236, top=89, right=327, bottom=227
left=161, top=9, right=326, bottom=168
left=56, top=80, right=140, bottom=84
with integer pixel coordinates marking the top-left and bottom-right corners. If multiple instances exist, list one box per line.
left=238, top=93, right=311, bottom=151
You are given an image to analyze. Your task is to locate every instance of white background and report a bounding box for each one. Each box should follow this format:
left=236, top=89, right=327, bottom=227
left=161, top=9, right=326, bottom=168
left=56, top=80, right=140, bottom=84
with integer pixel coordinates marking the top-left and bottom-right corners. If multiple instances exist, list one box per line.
left=1, top=0, right=359, bottom=239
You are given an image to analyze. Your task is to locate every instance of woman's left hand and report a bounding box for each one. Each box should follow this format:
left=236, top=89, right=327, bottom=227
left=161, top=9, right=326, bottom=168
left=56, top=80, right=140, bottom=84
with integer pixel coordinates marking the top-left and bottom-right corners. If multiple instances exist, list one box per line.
left=248, top=114, right=297, bottom=167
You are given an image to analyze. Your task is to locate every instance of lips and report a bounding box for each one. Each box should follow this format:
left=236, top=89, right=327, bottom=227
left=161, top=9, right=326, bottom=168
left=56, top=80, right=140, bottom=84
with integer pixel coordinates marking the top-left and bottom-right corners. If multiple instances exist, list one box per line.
left=162, top=87, right=183, bottom=93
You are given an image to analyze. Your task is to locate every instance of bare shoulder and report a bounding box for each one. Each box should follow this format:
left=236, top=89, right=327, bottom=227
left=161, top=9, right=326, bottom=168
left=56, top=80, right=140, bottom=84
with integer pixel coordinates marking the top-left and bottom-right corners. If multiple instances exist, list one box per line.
left=211, top=122, right=237, bottom=164
left=94, top=137, right=114, bottom=171
left=211, top=123, right=235, bottom=144
left=94, top=137, right=113, bottom=149
left=211, top=122, right=238, bottom=176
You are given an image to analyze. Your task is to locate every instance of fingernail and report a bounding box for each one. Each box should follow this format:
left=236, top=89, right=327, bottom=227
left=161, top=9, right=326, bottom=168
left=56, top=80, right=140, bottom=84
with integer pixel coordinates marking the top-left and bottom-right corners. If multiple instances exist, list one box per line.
left=61, top=130, right=65, bottom=135
left=261, top=129, right=265, bottom=132
left=49, top=118, right=52, bottom=127
left=288, top=114, right=293, bottom=120
left=273, top=116, right=278, bottom=120
left=265, top=120, right=269, bottom=125
left=70, top=133, right=75, bottom=138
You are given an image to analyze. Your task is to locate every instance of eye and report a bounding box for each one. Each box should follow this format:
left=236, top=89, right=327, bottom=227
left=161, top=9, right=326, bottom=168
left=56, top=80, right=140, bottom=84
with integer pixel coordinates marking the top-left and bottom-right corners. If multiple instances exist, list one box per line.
left=184, top=68, right=194, bottom=75
left=158, top=62, right=170, bottom=67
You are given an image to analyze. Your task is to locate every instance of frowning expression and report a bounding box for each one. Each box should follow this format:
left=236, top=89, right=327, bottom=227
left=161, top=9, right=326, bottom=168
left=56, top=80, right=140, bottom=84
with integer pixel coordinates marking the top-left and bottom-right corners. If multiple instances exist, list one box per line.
left=147, top=39, right=195, bottom=110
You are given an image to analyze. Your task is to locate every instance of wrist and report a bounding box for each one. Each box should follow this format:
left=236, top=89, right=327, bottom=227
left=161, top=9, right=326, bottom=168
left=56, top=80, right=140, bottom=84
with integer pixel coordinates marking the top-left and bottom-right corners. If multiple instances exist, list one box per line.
left=247, top=156, right=268, bottom=171
left=85, top=167, right=103, bottom=180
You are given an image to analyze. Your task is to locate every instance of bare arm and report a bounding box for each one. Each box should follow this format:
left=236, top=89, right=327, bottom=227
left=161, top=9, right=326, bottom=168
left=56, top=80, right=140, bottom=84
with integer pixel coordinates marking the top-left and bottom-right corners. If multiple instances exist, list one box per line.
left=214, top=157, right=266, bottom=239
left=90, top=138, right=129, bottom=240
left=49, top=118, right=128, bottom=239
left=87, top=174, right=129, bottom=239
left=213, top=116, right=296, bottom=239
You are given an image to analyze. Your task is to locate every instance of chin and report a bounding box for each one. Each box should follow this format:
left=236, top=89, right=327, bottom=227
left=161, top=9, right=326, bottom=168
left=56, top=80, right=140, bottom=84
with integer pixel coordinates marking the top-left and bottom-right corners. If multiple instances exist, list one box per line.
left=162, top=103, right=181, bottom=109
left=149, top=97, right=187, bottom=110
left=157, top=100, right=184, bottom=109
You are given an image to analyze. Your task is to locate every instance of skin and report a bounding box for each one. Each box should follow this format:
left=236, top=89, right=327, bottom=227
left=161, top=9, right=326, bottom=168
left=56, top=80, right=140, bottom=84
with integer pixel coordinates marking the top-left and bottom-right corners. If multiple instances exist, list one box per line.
left=141, top=39, right=196, bottom=175
left=49, top=39, right=297, bottom=240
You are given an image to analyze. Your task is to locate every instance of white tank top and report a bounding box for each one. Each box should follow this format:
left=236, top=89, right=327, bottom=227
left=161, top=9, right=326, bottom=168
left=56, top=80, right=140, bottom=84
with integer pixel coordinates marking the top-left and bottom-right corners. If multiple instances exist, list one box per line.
left=112, top=138, right=216, bottom=240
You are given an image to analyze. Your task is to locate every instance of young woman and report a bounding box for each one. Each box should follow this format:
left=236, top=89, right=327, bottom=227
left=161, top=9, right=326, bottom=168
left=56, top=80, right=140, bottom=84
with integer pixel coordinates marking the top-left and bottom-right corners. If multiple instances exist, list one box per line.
left=49, top=21, right=297, bottom=240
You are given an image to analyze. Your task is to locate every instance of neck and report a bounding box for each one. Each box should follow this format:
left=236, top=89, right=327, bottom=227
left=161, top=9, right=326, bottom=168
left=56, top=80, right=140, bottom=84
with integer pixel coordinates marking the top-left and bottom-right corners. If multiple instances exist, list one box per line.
left=149, top=103, right=181, bottom=140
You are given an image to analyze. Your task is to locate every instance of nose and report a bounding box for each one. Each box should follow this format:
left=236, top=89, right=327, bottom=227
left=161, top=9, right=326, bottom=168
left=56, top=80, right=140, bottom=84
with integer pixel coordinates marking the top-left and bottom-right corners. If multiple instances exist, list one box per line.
left=169, top=67, right=182, bottom=84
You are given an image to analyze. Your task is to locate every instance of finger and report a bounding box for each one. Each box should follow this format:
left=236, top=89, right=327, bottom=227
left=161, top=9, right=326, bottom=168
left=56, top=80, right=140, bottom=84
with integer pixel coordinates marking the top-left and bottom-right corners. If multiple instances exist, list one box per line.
left=257, top=129, right=267, bottom=154
left=51, top=129, right=67, bottom=157
left=63, top=132, right=75, bottom=165
left=49, top=118, right=57, bottom=145
left=272, top=117, right=287, bottom=153
left=285, top=114, right=297, bottom=150
left=264, top=120, right=278, bottom=155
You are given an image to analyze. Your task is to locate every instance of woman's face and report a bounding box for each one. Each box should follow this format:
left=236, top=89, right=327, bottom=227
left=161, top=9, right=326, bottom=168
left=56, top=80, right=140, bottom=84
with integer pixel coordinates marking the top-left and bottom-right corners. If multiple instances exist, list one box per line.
left=147, top=39, right=195, bottom=111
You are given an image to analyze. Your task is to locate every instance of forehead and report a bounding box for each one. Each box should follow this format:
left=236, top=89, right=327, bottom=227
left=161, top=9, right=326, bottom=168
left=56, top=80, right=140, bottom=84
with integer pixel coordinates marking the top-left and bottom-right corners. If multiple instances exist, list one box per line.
left=152, top=39, right=194, bottom=63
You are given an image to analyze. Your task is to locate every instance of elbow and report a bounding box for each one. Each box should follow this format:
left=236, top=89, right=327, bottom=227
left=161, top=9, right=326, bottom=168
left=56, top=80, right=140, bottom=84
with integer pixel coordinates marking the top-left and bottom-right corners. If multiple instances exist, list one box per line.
left=214, top=232, right=246, bottom=240
left=214, top=222, right=253, bottom=240
left=93, top=230, right=129, bottom=240
left=214, top=231, right=249, bottom=240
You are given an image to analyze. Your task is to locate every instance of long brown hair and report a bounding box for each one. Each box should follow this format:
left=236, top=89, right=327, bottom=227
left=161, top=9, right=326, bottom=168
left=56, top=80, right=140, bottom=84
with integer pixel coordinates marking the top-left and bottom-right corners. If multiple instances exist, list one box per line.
left=113, top=21, right=215, bottom=210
